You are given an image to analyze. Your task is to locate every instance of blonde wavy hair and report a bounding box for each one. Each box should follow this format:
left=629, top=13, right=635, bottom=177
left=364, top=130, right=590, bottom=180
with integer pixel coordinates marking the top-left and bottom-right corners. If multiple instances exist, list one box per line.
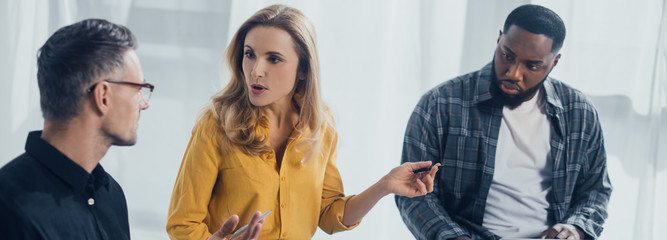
left=207, top=4, right=332, bottom=163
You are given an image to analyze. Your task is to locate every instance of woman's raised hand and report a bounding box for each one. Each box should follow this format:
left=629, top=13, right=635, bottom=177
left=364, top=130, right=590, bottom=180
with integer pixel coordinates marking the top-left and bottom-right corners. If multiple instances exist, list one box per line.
left=380, top=161, right=440, bottom=198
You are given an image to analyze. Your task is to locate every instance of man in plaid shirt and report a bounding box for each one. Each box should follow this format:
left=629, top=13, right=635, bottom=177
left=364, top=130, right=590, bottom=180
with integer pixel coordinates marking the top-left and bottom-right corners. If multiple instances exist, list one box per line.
left=396, top=5, right=611, bottom=240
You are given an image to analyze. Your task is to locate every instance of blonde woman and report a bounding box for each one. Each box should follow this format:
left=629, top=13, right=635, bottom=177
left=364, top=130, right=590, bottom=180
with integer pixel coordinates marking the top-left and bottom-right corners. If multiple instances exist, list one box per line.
left=166, top=4, right=439, bottom=240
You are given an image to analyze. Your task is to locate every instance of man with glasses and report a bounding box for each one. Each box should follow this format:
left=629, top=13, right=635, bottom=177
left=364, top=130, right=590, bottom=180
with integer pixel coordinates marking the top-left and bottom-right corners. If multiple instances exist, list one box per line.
left=0, top=19, right=151, bottom=239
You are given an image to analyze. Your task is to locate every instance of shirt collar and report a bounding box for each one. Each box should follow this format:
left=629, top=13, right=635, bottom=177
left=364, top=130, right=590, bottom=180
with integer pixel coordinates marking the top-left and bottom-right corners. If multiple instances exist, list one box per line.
left=257, top=113, right=312, bottom=137
left=474, top=61, right=564, bottom=111
left=542, top=77, right=563, bottom=110
left=25, top=131, right=110, bottom=192
left=473, top=62, right=495, bottom=103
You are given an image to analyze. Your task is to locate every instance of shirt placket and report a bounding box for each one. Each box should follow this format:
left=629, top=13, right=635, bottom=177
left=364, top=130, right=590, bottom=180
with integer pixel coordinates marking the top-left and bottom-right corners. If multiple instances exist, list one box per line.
left=278, top=163, right=289, bottom=239
left=84, top=176, right=107, bottom=240
left=547, top=107, right=567, bottom=222
left=475, top=104, right=503, bottom=224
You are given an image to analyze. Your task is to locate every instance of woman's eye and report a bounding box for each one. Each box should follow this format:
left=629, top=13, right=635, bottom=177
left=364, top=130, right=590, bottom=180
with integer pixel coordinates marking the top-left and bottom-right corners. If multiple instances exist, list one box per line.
left=244, top=50, right=254, bottom=58
left=269, top=57, right=281, bottom=63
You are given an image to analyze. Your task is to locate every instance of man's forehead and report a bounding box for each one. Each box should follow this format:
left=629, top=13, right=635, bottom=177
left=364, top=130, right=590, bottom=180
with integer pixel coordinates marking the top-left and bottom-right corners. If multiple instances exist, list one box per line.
left=121, top=49, right=144, bottom=82
left=502, top=25, right=555, bottom=59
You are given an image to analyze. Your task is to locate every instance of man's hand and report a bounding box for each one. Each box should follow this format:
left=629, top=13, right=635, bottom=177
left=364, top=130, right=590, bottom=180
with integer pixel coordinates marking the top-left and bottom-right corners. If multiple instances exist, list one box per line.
left=541, top=224, right=585, bottom=239
left=381, top=161, right=440, bottom=198
left=451, top=235, right=472, bottom=240
left=209, top=212, right=264, bottom=240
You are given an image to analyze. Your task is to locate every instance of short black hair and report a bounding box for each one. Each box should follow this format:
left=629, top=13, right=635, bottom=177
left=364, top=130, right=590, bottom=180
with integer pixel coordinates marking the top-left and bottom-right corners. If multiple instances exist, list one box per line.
left=503, top=4, right=566, bottom=52
left=37, top=18, right=137, bottom=121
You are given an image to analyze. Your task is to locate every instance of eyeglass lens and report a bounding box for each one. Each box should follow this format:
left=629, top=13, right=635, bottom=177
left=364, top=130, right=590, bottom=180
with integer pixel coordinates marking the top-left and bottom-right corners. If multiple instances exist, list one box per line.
left=140, top=87, right=152, bottom=102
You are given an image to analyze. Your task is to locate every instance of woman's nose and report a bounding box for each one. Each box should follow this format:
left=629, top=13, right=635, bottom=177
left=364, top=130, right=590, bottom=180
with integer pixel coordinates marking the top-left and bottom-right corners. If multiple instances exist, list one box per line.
left=251, top=60, right=265, bottom=78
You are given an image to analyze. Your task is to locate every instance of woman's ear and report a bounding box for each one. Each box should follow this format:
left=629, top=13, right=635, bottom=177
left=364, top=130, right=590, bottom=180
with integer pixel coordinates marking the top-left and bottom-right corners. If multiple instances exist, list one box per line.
left=297, top=72, right=306, bottom=81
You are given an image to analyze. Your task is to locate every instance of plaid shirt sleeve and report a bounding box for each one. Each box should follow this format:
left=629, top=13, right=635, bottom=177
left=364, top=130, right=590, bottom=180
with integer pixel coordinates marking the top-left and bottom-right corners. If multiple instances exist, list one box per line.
left=558, top=96, right=612, bottom=239
left=395, top=91, right=468, bottom=240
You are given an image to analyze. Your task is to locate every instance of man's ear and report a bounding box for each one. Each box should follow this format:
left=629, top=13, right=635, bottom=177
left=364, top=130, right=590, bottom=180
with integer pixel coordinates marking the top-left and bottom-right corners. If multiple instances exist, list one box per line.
left=497, top=30, right=502, bottom=44
left=552, top=53, right=561, bottom=68
left=92, top=82, right=111, bottom=116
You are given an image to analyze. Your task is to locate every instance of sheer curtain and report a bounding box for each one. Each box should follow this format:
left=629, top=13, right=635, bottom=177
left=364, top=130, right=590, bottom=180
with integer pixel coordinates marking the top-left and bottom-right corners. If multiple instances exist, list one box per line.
left=0, top=0, right=664, bottom=239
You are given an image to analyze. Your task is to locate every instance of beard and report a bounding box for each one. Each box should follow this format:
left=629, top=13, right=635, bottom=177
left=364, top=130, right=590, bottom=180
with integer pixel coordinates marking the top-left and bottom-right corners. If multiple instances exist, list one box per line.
left=490, top=63, right=547, bottom=110
left=490, top=78, right=544, bottom=109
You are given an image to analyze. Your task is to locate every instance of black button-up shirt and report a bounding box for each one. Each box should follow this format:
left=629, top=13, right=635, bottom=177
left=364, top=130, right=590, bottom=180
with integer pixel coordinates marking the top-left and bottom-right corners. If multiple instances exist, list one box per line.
left=0, top=131, right=130, bottom=239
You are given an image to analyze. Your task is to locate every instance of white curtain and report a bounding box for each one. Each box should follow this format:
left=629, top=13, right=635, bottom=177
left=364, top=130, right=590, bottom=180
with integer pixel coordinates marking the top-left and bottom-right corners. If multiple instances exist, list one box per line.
left=1, top=0, right=664, bottom=239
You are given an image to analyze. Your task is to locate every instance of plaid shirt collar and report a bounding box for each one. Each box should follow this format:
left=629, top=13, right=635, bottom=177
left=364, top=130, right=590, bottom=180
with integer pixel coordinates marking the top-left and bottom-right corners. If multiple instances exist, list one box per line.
left=474, top=62, right=564, bottom=111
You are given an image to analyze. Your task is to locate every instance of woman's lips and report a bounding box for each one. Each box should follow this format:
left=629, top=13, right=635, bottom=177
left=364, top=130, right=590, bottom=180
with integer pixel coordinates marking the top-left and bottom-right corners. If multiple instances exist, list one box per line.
left=250, top=84, right=267, bottom=95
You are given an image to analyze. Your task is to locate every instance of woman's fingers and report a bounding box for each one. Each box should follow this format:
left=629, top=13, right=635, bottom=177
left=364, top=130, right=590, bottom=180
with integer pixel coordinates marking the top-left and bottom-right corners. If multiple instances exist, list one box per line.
left=429, top=163, right=440, bottom=177
left=245, top=222, right=262, bottom=240
left=209, top=215, right=239, bottom=240
left=413, top=178, right=426, bottom=196
left=403, top=161, right=433, bottom=172
left=422, top=172, right=434, bottom=192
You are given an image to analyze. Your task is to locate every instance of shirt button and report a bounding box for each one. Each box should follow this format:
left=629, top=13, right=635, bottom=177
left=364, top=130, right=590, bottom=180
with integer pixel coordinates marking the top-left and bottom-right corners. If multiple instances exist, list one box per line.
left=282, top=232, right=287, bottom=237
left=281, top=203, right=286, bottom=208
left=280, top=176, right=286, bottom=181
left=88, top=198, right=95, bottom=205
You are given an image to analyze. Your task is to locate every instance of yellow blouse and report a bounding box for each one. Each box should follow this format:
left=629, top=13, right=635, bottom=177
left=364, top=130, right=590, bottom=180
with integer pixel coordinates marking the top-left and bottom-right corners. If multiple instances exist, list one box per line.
left=166, top=112, right=358, bottom=240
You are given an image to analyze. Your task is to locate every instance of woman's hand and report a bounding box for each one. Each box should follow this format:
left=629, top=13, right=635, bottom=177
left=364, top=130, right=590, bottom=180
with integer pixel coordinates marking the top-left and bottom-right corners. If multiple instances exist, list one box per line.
left=340, top=161, right=441, bottom=226
left=380, top=161, right=440, bottom=198
left=209, top=211, right=264, bottom=240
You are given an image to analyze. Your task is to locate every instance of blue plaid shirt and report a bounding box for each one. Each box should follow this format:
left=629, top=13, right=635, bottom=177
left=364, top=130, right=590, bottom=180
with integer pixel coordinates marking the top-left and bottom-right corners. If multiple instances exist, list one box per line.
left=396, top=62, right=612, bottom=240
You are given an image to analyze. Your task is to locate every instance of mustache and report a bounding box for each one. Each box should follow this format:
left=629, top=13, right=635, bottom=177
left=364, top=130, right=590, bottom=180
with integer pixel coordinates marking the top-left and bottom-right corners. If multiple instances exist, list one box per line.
left=497, top=79, right=522, bottom=91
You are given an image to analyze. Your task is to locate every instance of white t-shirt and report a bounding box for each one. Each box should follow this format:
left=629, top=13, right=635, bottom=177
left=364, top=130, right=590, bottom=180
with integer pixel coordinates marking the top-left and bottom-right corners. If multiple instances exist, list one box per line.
left=482, top=89, right=554, bottom=238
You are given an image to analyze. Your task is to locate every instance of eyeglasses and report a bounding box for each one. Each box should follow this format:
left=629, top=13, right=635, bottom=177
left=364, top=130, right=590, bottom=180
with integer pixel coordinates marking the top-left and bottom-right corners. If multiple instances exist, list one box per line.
left=87, top=79, right=155, bottom=102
